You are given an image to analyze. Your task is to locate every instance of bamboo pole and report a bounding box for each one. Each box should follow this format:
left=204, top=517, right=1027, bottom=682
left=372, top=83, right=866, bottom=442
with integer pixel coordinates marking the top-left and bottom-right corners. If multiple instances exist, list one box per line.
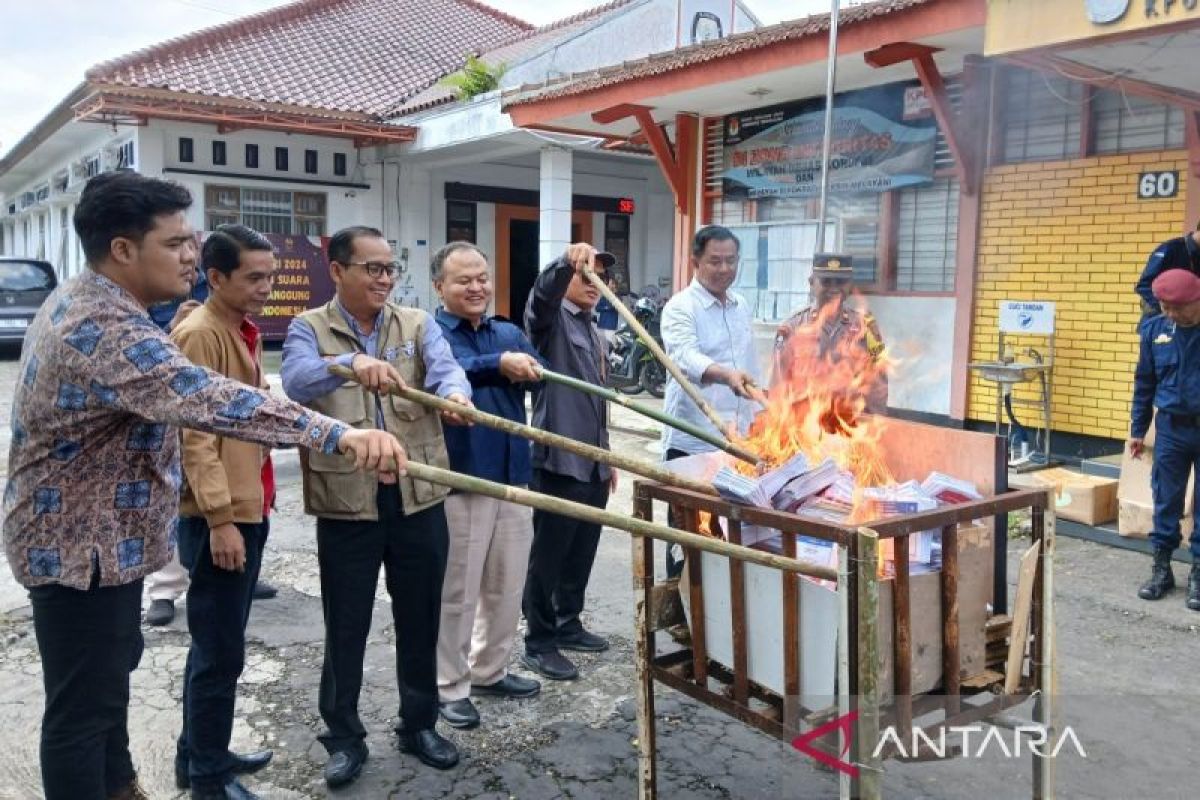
left=580, top=261, right=746, bottom=443
left=855, top=527, right=882, bottom=800
left=328, top=364, right=717, bottom=496
left=537, top=366, right=761, bottom=465
left=402, top=459, right=836, bottom=579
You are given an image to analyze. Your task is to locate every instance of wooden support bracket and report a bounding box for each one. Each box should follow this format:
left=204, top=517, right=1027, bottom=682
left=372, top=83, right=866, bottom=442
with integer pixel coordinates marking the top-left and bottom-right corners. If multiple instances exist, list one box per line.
left=592, top=103, right=693, bottom=210
left=863, top=43, right=975, bottom=195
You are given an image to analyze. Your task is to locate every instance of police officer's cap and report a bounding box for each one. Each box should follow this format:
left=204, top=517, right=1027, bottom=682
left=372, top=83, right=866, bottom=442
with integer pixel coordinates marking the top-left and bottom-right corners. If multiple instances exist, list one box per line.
left=812, top=253, right=854, bottom=280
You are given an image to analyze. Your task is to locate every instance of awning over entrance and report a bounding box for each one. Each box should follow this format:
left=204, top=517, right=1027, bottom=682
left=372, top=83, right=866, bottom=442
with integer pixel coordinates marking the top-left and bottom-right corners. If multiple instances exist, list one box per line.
left=985, top=0, right=1200, bottom=111
left=503, top=0, right=986, bottom=140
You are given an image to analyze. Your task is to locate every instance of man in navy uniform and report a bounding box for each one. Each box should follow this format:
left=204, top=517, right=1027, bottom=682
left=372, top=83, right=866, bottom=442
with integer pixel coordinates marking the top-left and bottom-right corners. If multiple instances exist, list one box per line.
left=771, top=253, right=887, bottom=413
left=1135, top=222, right=1200, bottom=318
left=1129, top=268, right=1200, bottom=610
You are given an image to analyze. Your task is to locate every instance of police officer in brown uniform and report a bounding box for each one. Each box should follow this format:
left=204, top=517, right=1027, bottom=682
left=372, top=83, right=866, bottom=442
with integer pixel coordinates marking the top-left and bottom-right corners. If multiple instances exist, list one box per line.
left=772, top=253, right=888, bottom=414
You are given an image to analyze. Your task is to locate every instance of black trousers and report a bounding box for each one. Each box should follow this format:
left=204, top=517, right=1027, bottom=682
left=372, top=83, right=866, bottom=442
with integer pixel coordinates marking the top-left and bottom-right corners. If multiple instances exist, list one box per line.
left=316, top=484, right=449, bottom=753
left=522, top=469, right=609, bottom=654
left=29, top=570, right=144, bottom=800
left=176, top=517, right=268, bottom=790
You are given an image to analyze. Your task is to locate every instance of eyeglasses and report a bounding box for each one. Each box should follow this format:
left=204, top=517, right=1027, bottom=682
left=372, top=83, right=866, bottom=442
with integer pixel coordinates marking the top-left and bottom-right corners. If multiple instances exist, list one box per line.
left=344, top=261, right=402, bottom=279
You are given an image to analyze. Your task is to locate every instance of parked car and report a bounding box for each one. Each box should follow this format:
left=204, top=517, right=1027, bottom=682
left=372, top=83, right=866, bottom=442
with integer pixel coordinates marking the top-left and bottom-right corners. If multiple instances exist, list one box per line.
left=0, top=258, right=57, bottom=344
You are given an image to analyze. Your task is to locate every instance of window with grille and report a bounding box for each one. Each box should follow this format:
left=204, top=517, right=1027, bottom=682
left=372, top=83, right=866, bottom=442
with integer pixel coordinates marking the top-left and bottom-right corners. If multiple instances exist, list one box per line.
left=334, top=153, right=348, bottom=177
left=179, top=138, right=194, bottom=163
left=204, top=185, right=327, bottom=235
left=1001, top=69, right=1083, bottom=163
left=275, top=147, right=289, bottom=171
left=894, top=178, right=959, bottom=292
left=245, top=144, right=259, bottom=169
left=1093, top=89, right=1186, bottom=154
left=304, top=149, right=319, bottom=174
left=212, top=141, right=227, bottom=166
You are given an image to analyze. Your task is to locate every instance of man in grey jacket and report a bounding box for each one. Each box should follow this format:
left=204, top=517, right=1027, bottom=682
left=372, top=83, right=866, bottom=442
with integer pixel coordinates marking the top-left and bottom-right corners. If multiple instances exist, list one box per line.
left=521, top=243, right=617, bottom=681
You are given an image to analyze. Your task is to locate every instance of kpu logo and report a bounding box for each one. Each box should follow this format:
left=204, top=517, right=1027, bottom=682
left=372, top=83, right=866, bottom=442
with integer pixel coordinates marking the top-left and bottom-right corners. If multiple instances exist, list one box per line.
left=1085, top=0, right=1130, bottom=24
left=791, top=708, right=1087, bottom=777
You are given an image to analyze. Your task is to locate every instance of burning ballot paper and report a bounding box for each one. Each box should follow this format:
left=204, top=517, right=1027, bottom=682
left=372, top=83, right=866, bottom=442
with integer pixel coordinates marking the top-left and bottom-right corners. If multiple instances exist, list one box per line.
left=921, top=471, right=983, bottom=505
left=773, top=458, right=840, bottom=511
left=712, top=467, right=771, bottom=508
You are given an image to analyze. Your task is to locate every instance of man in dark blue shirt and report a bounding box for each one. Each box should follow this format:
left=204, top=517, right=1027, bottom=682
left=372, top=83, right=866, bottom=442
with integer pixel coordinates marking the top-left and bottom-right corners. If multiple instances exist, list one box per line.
left=1134, top=222, right=1200, bottom=317
left=1129, top=268, right=1200, bottom=611
left=430, top=242, right=544, bottom=731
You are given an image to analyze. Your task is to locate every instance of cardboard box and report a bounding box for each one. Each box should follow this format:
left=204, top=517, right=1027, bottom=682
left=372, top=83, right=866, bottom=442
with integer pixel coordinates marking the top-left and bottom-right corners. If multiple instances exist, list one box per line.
left=1117, top=444, right=1194, bottom=539
left=1008, top=467, right=1119, bottom=525
left=678, top=522, right=991, bottom=707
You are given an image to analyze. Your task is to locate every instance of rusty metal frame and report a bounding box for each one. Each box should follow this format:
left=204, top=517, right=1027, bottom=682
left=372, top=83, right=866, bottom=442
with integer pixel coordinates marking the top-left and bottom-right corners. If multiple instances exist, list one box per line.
left=631, top=482, right=1054, bottom=800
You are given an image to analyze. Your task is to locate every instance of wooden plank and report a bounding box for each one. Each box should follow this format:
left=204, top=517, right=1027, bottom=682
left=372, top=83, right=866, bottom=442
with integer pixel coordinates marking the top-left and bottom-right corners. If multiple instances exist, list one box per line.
left=940, top=523, right=961, bottom=717
left=961, top=669, right=1005, bottom=689
left=1005, top=540, right=1042, bottom=695
left=893, top=533, right=913, bottom=738
left=875, top=415, right=1001, bottom=495
left=727, top=519, right=749, bottom=706
left=782, top=532, right=801, bottom=734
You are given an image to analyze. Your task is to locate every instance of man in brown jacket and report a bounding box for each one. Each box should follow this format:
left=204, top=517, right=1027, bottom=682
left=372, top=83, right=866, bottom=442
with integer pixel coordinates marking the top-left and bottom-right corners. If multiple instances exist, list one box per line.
left=170, top=225, right=281, bottom=800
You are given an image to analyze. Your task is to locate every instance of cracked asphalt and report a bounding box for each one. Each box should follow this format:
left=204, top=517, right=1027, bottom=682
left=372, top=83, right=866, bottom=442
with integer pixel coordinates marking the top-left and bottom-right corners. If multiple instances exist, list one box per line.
left=1, top=348, right=1199, bottom=798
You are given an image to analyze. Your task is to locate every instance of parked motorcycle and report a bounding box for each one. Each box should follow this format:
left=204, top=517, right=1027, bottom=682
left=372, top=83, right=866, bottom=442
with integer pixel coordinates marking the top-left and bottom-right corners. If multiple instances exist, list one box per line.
left=606, top=296, right=667, bottom=398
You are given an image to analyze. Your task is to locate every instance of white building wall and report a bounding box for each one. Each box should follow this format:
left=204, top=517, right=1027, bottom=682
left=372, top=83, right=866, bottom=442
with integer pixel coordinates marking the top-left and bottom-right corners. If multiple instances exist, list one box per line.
left=502, top=0, right=756, bottom=89
left=397, top=154, right=674, bottom=312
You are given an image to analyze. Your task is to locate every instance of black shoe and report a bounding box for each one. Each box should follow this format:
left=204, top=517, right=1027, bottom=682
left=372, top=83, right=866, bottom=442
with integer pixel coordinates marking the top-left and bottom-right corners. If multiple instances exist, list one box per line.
left=557, top=629, right=609, bottom=652
left=323, top=742, right=368, bottom=789
left=175, top=749, right=274, bottom=789
left=472, top=673, right=541, bottom=699
left=1188, top=562, right=1200, bottom=611
left=438, top=698, right=480, bottom=729
left=399, top=728, right=459, bottom=770
left=190, top=777, right=259, bottom=800
left=252, top=581, right=278, bottom=600
left=1138, top=547, right=1176, bottom=600
left=145, top=599, right=175, bottom=626
left=521, top=649, right=578, bottom=681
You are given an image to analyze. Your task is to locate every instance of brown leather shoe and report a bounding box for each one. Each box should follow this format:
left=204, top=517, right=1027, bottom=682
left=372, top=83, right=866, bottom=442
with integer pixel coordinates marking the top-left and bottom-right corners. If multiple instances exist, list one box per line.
left=107, top=777, right=151, bottom=800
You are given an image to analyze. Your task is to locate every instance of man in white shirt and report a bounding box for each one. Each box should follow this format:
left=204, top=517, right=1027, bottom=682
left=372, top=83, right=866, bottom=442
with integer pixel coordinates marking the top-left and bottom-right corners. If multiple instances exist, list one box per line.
left=660, top=225, right=761, bottom=577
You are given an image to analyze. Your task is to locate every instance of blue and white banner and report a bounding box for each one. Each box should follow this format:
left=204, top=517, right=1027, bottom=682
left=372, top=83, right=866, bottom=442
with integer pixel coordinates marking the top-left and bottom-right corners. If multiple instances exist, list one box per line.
left=722, top=81, right=938, bottom=200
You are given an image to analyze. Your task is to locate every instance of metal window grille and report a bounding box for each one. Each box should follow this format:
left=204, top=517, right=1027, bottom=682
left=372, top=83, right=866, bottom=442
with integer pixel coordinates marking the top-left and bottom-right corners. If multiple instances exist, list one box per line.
left=894, top=178, right=959, bottom=292
left=1001, top=69, right=1084, bottom=163
left=1092, top=88, right=1186, bottom=154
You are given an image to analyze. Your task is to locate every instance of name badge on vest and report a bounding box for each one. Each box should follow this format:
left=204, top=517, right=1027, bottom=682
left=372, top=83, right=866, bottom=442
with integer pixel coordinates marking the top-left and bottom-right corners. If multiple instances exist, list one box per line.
left=382, top=345, right=399, bottom=361
left=400, top=340, right=416, bottom=357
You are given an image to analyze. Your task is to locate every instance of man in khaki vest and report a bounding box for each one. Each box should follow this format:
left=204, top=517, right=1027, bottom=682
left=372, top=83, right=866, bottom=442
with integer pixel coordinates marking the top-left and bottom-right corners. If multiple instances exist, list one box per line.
left=281, top=226, right=472, bottom=786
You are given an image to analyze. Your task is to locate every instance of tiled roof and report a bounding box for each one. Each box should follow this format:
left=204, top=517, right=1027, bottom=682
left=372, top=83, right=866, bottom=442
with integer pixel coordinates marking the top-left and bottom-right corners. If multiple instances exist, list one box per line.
left=86, top=0, right=532, bottom=118
left=389, top=0, right=637, bottom=117
left=504, top=0, right=935, bottom=107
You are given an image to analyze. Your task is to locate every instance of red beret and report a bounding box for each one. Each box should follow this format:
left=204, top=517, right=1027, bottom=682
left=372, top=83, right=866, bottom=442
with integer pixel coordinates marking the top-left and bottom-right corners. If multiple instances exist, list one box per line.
left=1152, top=269, right=1200, bottom=304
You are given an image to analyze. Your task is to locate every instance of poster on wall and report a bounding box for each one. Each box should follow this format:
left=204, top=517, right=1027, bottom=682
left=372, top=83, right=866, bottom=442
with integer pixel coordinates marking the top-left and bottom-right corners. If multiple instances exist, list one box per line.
left=252, top=233, right=334, bottom=340
left=721, top=80, right=938, bottom=200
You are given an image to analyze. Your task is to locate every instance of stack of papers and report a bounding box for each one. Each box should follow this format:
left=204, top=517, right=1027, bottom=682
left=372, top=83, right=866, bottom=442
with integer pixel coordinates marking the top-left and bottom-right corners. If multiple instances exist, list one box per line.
left=921, top=471, right=982, bottom=505
left=759, top=452, right=811, bottom=499
left=712, top=467, right=771, bottom=508
left=773, top=458, right=840, bottom=512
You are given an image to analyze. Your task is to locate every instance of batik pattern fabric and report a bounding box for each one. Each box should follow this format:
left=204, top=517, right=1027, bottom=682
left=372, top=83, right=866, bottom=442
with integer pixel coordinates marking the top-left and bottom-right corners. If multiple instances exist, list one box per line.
left=3, top=271, right=346, bottom=589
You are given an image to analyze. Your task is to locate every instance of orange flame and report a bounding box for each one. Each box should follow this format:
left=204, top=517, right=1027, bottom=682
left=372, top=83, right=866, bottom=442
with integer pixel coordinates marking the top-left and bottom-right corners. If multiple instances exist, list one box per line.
left=736, top=295, right=894, bottom=523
